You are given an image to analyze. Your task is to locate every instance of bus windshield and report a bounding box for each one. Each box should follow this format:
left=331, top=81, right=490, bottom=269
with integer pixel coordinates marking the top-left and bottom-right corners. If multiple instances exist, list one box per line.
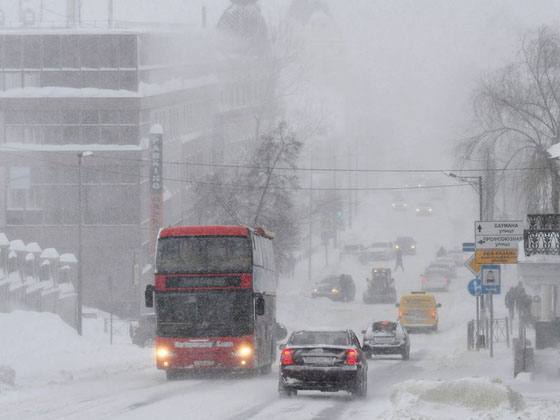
left=157, top=236, right=252, bottom=274
left=155, top=290, right=253, bottom=338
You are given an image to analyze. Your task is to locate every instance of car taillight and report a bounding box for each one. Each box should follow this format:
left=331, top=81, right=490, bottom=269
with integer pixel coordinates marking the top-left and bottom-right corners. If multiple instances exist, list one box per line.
left=346, top=349, right=359, bottom=365
left=398, top=309, right=403, bottom=319
left=431, top=309, right=437, bottom=319
left=280, top=348, right=294, bottom=365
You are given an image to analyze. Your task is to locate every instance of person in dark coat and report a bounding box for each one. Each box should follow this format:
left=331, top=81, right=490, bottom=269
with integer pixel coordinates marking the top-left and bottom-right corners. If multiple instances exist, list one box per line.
left=394, top=247, right=404, bottom=271
left=436, top=246, right=447, bottom=258
left=505, top=287, right=515, bottom=320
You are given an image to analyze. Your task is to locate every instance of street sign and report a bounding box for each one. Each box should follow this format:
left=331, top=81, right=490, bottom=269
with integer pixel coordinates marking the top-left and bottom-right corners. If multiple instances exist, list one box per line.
left=474, top=221, right=523, bottom=236
left=475, top=249, right=518, bottom=265
left=474, top=220, right=523, bottom=264
left=463, top=242, right=475, bottom=252
left=467, top=278, right=482, bottom=296
left=464, top=254, right=481, bottom=276
left=481, top=264, right=501, bottom=294
left=475, top=234, right=524, bottom=249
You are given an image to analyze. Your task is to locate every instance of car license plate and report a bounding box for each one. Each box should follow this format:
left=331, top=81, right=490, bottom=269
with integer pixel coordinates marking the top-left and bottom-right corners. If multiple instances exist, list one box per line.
left=194, top=360, right=215, bottom=367
left=375, top=337, right=394, bottom=343
left=303, top=356, right=333, bottom=365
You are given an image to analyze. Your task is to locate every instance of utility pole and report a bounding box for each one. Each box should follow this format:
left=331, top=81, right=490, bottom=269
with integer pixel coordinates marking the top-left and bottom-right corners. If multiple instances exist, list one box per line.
left=108, top=0, right=114, bottom=28
left=76, top=151, right=93, bottom=336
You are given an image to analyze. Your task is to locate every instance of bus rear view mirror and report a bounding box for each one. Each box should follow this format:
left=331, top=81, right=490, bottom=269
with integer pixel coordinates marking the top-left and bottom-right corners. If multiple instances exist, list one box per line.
left=145, top=285, right=155, bottom=308
left=255, top=294, right=265, bottom=316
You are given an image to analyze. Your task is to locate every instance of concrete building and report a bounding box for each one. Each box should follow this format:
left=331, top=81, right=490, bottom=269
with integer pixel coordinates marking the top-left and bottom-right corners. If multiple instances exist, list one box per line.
left=0, top=27, right=218, bottom=315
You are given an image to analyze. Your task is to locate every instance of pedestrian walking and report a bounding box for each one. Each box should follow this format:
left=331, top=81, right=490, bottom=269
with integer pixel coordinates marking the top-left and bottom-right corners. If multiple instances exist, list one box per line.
left=394, top=247, right=404, bottom=272
left=505, top=287, right=515, bottom=320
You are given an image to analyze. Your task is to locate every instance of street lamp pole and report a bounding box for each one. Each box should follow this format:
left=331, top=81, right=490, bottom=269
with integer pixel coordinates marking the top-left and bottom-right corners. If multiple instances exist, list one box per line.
left=446, top=172, right=485, bottom=349
left=77, top=151, right=93, bottom=336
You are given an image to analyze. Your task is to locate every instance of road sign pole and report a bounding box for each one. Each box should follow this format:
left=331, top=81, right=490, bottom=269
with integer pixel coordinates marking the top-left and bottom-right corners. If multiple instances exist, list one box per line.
left=475, top=295, right=480, bottom=350
left=490, top=294, right=494, bottom=358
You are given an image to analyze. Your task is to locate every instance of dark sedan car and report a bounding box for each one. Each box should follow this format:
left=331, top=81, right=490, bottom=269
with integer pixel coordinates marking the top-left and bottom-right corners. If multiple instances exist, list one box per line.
left=362, top=321, right=410, bottom=360
left=311, top=275, right=356, bottom=302
left=278, top=330, right=368, bottom=398
left=394, top=236, right=417, bottom=256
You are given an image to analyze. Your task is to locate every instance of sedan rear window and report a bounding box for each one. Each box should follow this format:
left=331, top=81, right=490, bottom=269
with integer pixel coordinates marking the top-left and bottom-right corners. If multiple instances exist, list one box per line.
left=373, top=322, right=396, bottom=332
left=290, top=331, right=349, bottom=346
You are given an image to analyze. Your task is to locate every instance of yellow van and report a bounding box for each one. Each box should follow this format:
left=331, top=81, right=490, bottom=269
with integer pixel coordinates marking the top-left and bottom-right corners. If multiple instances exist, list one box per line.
left=396, top=292, right=441, bottom=332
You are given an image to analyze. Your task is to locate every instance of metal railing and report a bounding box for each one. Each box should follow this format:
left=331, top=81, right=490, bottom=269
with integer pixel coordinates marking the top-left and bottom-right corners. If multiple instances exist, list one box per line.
left=527, top=214, right=560, bottom=231
left=524, top=229, right=560, bottom=256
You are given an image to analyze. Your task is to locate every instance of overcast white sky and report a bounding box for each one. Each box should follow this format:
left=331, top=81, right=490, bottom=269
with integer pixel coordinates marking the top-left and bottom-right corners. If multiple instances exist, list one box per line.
left=2, top=0, right=560, bottom=168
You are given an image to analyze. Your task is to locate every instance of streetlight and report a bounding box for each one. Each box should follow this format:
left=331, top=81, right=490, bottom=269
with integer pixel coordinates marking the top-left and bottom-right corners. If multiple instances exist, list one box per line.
left=445, top=172, right=485, bottom=350
left=77, top=151, right=93, bottom=335
left=445, top=172, right=483, bottom=221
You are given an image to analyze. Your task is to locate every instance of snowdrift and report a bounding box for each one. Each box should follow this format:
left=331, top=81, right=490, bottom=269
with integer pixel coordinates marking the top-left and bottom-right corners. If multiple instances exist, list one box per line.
left=0, top=311, right=150, bottom=388
left=390, top=377, right=525, bottom=415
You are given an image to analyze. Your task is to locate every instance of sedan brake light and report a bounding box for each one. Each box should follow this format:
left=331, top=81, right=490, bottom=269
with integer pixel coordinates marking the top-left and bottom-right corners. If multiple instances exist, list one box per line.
left=280, top=348, right=294, bottom=365
left=346, top=348, right=359, bottom=365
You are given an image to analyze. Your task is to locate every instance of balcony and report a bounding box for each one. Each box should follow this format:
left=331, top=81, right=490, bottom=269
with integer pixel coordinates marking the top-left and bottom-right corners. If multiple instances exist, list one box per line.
left=524, top=214, right=560, bottom=256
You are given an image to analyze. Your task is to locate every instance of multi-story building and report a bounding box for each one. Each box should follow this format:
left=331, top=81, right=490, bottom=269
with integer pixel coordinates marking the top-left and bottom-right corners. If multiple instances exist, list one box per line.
left=0, top=27, right=218, bottom=314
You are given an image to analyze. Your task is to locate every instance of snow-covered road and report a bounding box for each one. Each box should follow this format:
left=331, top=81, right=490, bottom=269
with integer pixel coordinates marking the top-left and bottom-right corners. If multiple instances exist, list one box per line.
left=2, top=192, right=560, bottom=419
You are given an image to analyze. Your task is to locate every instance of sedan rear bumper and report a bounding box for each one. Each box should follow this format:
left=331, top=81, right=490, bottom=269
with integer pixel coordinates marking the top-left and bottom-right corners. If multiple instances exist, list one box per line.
left=280, top=365, right=359, bottom=391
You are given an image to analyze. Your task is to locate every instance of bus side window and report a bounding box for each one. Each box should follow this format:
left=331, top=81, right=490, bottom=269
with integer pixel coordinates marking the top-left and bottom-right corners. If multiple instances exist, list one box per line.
left=253, top=234, right=263, bottom=267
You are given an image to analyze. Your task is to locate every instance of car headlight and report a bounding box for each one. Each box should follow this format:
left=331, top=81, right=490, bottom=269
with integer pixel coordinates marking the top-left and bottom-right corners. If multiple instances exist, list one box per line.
left=411, top=245, right=416, bottom=249
left=331, top=288, right=340, bottom=294
left=156, top=346, right=171, bottom=359
left=416, top=208, right=420, bottom=212
left=429, top=208, right=433, bottom=212
left=236, top=344, right=253, bottom=358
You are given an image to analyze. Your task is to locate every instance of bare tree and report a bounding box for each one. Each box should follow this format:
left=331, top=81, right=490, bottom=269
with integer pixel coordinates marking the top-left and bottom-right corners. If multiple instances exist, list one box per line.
left=459, top=26, right=560, bottom=214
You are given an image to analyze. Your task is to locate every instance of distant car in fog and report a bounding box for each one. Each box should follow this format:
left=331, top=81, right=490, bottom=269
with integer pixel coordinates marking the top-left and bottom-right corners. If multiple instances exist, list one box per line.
left=362, top=320, right=410, bottom=360
left=415, top=202, right=433, bottom=216
left=340, top=244, right=365, bottom=259
left=278, top=329, right=368, bottom=398
left=391, top=197, right=408, bottom=211
left=421, top=267, right=450, bottom=292
left=311, top=274, right=356, bottom=302
left=447, top=248, right=465, bottom=267
left=429, top=258, right=457, bottom=279
left=359, top=242, right=395, bottom=263
left=394, top=236, right=417, bottom=255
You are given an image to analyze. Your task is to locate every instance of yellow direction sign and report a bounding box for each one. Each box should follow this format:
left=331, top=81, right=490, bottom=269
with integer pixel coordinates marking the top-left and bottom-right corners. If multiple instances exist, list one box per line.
left=465, top=254, right=481, bottom=276
left=475, top=249, right=518, bottom=265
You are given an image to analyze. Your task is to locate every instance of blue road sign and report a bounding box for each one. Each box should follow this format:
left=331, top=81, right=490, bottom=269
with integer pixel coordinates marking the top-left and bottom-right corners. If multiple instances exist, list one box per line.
left=463, top=242, right=475, bottom=252
left=481, top=264, right=501, bottom=294
left=467, top=278, right=482, bottom=296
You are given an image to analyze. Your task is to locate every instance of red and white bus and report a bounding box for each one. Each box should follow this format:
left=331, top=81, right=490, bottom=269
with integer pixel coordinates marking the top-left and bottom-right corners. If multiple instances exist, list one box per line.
left=145, top=225, right=278, bottom=379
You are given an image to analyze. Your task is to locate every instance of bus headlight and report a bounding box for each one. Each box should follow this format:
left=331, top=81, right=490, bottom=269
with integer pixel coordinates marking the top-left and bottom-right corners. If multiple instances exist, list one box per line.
left=236, top=344, right=253, bottom=358
left=156, top=346, right=171, bottom=359
left=331, top=288, right=340, bottom=294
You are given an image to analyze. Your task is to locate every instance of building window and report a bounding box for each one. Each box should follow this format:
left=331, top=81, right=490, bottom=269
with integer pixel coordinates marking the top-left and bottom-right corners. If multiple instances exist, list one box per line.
left=4, top=36, right=21, bottom=68
left=61, top=36, right=80, bottom=68
left=8, top=167, right=34, bottom=209
left=23, top=72, right=40, bottom=88
left=80, top=36, right=98, bottom=68
left=43, top=35, right=61, bottom=68
left=23, top=36, right=42, bottom=68
left=119, top=35, right=137, bottom=68
left=5, top=72, right=21, bottom=90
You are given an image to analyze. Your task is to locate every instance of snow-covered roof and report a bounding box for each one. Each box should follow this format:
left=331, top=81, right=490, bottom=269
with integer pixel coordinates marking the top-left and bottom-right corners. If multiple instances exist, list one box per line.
left=25, top=253, right=35, bottom=262
left=40, top=248, right=60, bottom=260
left=26, top=242, right=42, bottom=254
left=0, top=86, right=139, bottom=99
left=548, top=143, right=560, bottom=159
left=0, top=143, right=146, bottom=153
left=0, top=233, right=9, bottom=247
left=8, top=250, right=17, bottom=259
left=9, top=240, right=26, bottom=252
left=60, top=254, right=78, bottom=264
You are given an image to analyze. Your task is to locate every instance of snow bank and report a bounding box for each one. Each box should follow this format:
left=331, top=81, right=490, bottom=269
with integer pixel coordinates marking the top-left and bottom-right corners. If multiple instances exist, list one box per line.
left=390, top=377, right=525, bottom=413
left=0, top=311, right=151, bottom=388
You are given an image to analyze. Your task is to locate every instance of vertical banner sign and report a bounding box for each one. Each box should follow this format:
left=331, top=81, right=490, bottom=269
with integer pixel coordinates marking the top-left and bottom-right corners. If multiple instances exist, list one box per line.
left=150, top=126, right=163, bottom=256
